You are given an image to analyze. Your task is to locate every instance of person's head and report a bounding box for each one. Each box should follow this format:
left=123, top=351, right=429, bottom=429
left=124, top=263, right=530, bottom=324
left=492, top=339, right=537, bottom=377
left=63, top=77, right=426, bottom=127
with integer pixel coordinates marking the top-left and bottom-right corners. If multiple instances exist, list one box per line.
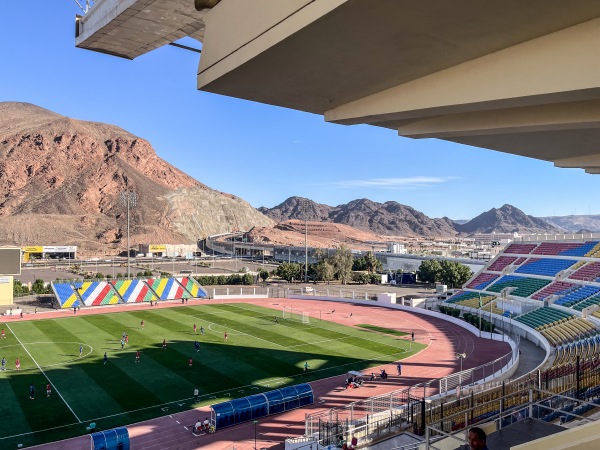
left=468, top=427, right=487, bottom=450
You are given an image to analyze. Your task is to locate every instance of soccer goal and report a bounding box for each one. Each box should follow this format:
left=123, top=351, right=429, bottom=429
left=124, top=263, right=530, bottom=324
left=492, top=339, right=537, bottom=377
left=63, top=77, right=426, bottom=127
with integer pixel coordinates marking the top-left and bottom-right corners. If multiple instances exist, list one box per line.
left=282, top=307, right=310, bottom=324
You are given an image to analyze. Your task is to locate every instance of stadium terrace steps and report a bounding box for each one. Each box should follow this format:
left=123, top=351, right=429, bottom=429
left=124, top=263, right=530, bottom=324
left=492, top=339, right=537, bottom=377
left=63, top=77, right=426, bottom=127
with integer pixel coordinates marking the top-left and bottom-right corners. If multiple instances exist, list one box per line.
left=585, top=242, right=600, bottom=258
left=486, top=256, right=517, bottom=272
left=572, top=295, right=600, bottom=311
left=503, top=243, right=537, bottom=255
left=540, top=318, right=596, bottom=346
left=466, top=272, right=499, bottom=289
left=514, top=258, right=577, bottom=277
left=532, top=281, right=576, bottom=301
left=486, top=275, right=551, bottom=297
left=444, top=290, right=481, bottom=304
left=554, top=285, right=600, bottom=307
left=515, top=306, right=573, bottom=329
left=531, top=241, right=600, bottom=256
left=568, top=261, right=600, bottom=282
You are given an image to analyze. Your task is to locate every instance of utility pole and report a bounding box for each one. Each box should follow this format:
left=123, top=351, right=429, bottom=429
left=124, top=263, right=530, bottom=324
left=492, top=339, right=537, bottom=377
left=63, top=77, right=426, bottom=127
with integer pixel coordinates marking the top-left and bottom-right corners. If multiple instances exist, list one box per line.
left=120, top=191, right=137, bottom=279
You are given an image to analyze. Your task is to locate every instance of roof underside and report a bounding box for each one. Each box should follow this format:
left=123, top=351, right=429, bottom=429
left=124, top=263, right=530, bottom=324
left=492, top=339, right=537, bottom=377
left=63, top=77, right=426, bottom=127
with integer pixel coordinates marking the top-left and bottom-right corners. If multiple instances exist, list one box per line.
left=75, top=0, right=600, bottom=173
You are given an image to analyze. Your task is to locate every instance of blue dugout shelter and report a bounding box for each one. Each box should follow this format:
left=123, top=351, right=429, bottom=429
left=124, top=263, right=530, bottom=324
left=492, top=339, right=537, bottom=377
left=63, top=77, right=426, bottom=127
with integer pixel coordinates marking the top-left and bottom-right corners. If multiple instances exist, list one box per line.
left=90, top=427, right=130, bottom=450
left=211, top=383, right=313, bottom=429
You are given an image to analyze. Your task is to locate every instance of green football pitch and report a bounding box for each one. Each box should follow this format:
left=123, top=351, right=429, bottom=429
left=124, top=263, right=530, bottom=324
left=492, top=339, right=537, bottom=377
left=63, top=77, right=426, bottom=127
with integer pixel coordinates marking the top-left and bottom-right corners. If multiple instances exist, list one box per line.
left=0, top=303, right=424, bottom=447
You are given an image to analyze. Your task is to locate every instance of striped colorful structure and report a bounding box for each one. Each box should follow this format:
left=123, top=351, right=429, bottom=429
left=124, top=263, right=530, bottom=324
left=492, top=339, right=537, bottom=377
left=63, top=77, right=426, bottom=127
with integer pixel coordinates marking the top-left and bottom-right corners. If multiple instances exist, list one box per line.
left=52, top=277, right=206, bottom=308
left=77, top=281, right=120, bottom=306
left=176, top=277, right=208, bottom=298
left=112, top=280, right=156, bottom=303
left=146, top=278, right=184, bottom=300
left=52, top=282, right=81, bottom=309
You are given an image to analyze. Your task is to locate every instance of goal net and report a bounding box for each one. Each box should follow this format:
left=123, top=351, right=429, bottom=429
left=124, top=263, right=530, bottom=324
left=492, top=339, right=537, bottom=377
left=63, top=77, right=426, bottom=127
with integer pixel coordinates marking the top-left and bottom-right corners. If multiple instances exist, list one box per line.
left=282, top=307, right=310, bottom=324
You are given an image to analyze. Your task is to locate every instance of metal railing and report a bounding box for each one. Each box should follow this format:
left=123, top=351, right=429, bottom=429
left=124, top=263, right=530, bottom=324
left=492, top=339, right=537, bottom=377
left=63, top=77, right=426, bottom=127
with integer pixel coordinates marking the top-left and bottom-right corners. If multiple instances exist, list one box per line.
left=305, top=345, right=518, bottom=438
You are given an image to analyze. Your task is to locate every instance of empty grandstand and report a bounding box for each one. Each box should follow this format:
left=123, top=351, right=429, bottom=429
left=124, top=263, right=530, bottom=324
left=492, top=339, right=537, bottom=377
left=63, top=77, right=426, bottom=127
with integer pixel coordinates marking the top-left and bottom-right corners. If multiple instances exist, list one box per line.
left=305, top=239, right=600, bottom=449
left=441, top=239, right=600, bottom=360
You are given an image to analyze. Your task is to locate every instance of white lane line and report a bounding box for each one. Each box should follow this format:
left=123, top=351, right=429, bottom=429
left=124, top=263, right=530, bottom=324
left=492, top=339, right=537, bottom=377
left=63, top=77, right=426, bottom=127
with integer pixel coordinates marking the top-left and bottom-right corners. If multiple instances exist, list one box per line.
left=6, top=324, right=82, bottom=423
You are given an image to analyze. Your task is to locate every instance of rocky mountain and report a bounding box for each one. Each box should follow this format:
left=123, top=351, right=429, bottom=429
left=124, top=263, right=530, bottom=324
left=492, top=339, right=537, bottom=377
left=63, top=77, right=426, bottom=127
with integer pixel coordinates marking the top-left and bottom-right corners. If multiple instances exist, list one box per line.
left=257, top=196, right=332, bottom=223
left=329, top=199, right=458, bottom=237
left=542, top=215, right=600, bottom=233
left=261, top=198, right=561, bottom=237
left=456, top=204, right=559, bottom=234
left=0, top=102, right=273, bottom=253
left=261, top=197, right=458, bottom=237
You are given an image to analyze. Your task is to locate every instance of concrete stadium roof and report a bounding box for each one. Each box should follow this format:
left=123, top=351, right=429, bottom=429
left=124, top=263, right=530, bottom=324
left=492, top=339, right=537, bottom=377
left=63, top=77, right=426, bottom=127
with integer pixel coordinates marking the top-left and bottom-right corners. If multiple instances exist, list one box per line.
left=75, top=0, right=600, bottom=173
left=75, top=0, right=208, bottom=59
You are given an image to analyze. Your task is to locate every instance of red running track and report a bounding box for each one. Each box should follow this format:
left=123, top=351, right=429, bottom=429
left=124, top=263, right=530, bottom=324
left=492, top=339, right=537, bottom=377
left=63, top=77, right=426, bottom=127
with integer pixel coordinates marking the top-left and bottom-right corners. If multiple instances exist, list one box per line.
left=20, top=297, right=510, bottom=450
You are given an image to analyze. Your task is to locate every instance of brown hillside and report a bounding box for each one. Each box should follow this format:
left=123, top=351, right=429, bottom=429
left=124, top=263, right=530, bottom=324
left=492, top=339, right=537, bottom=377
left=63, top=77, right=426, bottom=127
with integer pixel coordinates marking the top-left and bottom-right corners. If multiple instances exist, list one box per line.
left=0, top=102, right=273, bottom=252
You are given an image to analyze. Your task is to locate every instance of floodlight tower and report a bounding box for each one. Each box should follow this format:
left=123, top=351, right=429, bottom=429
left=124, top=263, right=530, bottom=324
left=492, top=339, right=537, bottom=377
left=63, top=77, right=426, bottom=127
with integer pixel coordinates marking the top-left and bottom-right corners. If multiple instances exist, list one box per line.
left=120, top=191, right=137, bottom=278
left=300, top=198, right=309, bottom=282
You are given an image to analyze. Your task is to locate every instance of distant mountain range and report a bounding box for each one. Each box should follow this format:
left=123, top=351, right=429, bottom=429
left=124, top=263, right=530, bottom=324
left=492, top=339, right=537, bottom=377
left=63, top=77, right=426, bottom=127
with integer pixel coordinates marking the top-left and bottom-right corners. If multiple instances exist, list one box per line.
left=260, top=198, right=562, bottom=237
left=541, top=215, right=600, bottom=233
left=4, top=101, right=596, bottom=252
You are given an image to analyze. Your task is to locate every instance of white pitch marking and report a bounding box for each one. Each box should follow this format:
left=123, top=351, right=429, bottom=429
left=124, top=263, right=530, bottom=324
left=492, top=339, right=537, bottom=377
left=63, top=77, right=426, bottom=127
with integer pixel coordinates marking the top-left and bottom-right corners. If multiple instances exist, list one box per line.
left=6, top=325, right=82, bottom=423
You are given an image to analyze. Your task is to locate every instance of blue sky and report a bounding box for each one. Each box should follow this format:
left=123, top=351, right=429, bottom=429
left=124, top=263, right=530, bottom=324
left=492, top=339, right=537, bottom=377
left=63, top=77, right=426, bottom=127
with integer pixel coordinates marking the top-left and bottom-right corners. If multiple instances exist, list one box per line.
left=1, top=2, right=598, bottom=220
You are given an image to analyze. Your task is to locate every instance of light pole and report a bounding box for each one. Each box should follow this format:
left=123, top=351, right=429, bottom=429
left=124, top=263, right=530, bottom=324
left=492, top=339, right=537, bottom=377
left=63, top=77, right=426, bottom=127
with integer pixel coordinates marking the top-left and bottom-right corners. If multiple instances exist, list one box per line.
left=456, top=352, right=466, bottom=386
left=300, top=198, right=309, bottom=282
left=120, top=191, right=137, bottom=279
left=253, top=420, right=258, bottom=450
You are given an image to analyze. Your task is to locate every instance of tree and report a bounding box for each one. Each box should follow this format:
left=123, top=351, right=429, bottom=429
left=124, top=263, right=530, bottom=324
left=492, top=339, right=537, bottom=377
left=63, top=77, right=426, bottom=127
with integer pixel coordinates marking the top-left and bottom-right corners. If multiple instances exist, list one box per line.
left=275, top=262, right=301, bottom=282
left=352, top=257, right=367, bottom=271
left=364, top=251, right=381, bottom=273
left=369, top=273, right=382, bottom=284
left=352, top=272, right=371, bottom=284
left=13, top=280, right=29, bottom=296
left=32, top=279, right=49, bottom=294
left=438, top=260, right=473, bottom=288
left=315, top=260, right=335, bottom=283
left=416, top=259, right=442, bottom=284
left=242, top=273, right=254, bottom=285
left=258, top=269, right=269, bottom=283
left=332, top=245, right=353, bottom=284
